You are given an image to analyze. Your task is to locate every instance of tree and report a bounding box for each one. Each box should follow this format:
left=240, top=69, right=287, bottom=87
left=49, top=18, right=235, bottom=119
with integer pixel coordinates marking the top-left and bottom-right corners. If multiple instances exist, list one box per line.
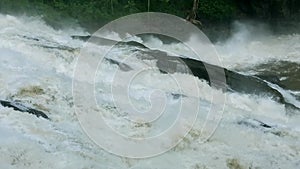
left=186, top=0, right=202, bottom=26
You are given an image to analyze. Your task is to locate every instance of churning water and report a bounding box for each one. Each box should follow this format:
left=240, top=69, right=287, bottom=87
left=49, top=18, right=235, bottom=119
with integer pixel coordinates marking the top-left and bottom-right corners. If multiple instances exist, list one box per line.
left=0, top=14, right=299, bottom=168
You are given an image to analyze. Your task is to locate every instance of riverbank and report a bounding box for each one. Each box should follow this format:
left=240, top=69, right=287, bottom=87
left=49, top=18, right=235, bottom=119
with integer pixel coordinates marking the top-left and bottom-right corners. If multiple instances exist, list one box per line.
left=1, top=0, right=299, bottom=42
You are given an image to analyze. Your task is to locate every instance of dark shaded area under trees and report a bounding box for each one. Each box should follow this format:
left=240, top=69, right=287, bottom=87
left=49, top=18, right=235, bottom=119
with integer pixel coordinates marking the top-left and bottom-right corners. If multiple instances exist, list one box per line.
left=0, top=0, right=299, bottom=38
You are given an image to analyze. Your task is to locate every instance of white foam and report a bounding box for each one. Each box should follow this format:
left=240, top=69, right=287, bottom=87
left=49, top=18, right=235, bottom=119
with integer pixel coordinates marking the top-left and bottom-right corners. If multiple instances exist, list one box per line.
left=0, top=14, right=299, bottom=168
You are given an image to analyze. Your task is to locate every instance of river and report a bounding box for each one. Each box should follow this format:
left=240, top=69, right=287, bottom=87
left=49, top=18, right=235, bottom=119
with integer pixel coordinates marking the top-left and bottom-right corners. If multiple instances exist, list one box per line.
left=0, top=14, right=299, bottom=168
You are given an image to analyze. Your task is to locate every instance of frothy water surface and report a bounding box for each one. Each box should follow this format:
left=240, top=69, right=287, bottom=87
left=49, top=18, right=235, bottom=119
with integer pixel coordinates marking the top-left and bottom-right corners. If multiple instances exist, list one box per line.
left=0, top=14, right=299, bottom=168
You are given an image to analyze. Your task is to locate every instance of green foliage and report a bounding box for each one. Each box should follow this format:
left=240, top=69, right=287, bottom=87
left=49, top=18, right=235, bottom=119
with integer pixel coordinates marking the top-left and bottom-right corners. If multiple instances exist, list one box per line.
left=125, top=0, right=139, bottom=13
left=198, top=0, right=237, bottom=20
left=0, top=0, right=298, bottom=31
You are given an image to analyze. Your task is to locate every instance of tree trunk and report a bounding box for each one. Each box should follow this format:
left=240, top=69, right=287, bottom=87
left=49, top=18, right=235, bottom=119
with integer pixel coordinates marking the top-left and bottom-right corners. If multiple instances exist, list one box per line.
left=186, top=0, right=202, bottom=26
left=111, top=0, right=114, bottom=14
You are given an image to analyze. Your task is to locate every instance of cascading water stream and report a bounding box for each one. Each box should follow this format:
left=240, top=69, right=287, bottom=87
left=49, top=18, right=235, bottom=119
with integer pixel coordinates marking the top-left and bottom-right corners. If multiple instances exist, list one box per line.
left=0, top=14, right=299, bottom=169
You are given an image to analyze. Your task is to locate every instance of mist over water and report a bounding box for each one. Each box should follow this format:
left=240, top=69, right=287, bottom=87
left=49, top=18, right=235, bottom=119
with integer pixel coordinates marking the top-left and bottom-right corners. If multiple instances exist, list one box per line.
left=0, top=14, right=300, bottom=168
left=216, top=21, right=300, bottom=69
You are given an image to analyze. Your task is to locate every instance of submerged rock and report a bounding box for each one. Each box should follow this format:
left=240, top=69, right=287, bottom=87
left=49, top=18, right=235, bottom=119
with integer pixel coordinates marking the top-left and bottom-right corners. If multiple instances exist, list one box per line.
left=237, top=118, right=288, bottom=137
left=104, top=58, right=132, bottom=71
left=77, top=38, right=300, bottom=110
left=135, top=44, right=297, bottom=109
left=238, top=118, right=273, bottom=130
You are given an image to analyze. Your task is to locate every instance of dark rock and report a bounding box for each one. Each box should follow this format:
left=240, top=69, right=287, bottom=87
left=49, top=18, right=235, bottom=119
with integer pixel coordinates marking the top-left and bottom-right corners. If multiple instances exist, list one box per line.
left=36, top=44, right=75, bottom=52
left=0, top=100, right=49, bottom=120
left=238, top=118, right=273, bottom=129
left=104, top=58, right=132, bottom=71
left=171, top=93, right=186, bottom=99
left=85, top=39, right=300, bottom=110
left=71, top=35, right=91, bottom=41
left=237, top=118, right=288, bottom=137
left=22, top=35, right=40, bottom=41
left=142, top=47, right=290, bottom=108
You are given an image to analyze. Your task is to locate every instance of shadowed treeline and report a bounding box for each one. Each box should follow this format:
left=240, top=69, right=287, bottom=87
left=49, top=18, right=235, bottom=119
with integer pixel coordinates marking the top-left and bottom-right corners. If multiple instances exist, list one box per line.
left=0, top=0, right=299, bottom=33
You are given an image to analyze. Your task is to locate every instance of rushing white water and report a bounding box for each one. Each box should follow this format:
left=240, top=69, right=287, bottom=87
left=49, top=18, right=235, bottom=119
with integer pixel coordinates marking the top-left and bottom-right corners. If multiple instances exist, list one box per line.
left=0, top=14, right=300, bottom=168
left=141, top=21, right=300, bottom=70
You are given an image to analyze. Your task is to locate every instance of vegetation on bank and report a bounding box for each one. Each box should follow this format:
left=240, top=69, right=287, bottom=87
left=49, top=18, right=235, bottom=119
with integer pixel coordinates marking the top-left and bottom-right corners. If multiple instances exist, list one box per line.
left=0, top=0, right=299, bottom=31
